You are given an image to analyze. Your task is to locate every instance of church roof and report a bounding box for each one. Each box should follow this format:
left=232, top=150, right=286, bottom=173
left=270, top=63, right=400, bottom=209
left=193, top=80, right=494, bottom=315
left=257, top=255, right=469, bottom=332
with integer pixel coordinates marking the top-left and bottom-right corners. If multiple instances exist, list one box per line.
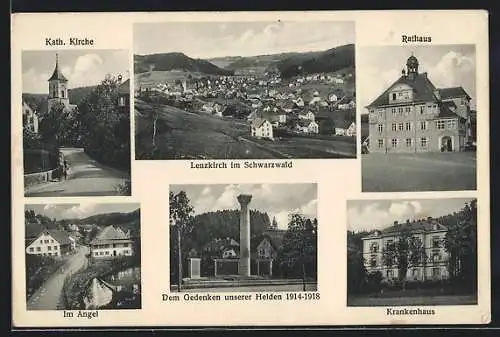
left=367, top=73, right=439, bottom=108
left=48, top=55, right=68, bottom=82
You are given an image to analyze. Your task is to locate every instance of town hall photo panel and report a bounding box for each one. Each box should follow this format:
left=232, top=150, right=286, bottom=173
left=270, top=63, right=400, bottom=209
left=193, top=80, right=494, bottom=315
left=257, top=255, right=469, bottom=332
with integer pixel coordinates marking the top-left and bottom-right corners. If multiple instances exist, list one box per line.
left=169, top=183, right=318, bottom=293
left=359, top=45, right=477, bottom=192
left=133, top=21, right=357, bottom=160
left=22, top=50, right=132, bottom=197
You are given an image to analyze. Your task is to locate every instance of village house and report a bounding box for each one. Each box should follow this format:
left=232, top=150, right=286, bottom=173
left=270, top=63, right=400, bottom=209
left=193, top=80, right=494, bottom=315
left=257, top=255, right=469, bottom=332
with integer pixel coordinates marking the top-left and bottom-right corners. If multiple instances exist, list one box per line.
left=296, top=119, right=319, bottom=134
left=26, top=228, right=73, bottom=257
left=367, top=54, right=471, bottom=153
left=22, top=101, right=39, bottom=133
left=361, top=217, right=449, bottom=282
left=250, top=229, right=286, bottom=276
left=117, top=78, right=130, bottom=113
left=335, top=121, right=357, bottom=137
left=89, top=225, right=134, bottom=258
left=299, top=111, right=316, bottom=121
left=251, top=118, right=274, bottom=140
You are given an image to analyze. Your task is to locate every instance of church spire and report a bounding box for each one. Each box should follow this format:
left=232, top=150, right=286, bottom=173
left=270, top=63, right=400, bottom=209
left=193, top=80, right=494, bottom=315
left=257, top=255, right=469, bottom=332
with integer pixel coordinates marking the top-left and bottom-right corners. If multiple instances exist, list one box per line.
left=48, top=53, right=68, bottom=82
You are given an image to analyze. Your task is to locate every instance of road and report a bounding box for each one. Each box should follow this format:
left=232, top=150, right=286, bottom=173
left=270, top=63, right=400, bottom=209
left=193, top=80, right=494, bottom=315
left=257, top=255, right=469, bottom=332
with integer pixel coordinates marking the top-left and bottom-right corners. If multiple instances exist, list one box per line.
left=27, top=245, right=89, bottom=311
left=25, top=148, right=130, bottom=197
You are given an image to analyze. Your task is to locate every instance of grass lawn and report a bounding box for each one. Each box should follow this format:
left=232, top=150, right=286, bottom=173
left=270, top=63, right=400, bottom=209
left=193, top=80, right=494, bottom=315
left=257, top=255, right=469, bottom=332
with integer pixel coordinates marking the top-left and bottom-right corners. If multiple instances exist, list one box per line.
left=135, top=101, right=356, bottom=159
left=348, top=291, right=477, bottom=307
left=362, top=152, right=477, bottom=192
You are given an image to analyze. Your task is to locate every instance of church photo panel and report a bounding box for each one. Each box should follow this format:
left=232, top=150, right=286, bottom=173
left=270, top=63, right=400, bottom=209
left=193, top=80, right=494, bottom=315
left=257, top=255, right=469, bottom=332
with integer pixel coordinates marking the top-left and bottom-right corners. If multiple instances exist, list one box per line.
left=21, top=50, right=132, bottom=197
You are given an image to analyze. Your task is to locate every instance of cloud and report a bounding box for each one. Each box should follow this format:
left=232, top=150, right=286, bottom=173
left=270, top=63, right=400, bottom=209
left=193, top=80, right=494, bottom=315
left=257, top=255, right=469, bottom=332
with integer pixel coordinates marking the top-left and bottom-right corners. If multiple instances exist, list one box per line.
left=67, top=54, right=104, bottom=88
left=61, top=203, right=98, bottom=219
left=22, top=68, right=50, bottom=93
left=348, top=200, right=424, bottom=231
left=428, top=51, right=475, bottom=89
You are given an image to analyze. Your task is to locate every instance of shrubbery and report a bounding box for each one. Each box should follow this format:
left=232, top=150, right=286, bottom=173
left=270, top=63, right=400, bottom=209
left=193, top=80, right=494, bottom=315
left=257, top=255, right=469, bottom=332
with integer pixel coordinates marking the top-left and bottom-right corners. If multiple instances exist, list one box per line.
left=26, top=254, right=65, bottom=300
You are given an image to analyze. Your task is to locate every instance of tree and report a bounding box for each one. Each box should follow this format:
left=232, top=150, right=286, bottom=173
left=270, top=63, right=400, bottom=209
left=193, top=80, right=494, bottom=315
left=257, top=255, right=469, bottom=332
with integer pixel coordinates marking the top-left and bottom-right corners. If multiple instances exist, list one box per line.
left=271, top=217, right=278, bottom=230
left=38, top=102, right=78, bottom=146
left=445, top=199, right=477, bottom=291
left=382, top=229, right=427, bottom=289
left=77, top=74, right=130, bottom=172
left=275, top=214, right=317, bottom=282
left=169, top=191, right=195, bottom=289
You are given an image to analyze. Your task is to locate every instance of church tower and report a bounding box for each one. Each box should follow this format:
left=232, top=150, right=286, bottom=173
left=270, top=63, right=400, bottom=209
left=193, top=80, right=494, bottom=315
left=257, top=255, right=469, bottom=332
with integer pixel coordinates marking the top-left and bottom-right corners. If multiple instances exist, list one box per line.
left=47, top=53, right=69, bottom=112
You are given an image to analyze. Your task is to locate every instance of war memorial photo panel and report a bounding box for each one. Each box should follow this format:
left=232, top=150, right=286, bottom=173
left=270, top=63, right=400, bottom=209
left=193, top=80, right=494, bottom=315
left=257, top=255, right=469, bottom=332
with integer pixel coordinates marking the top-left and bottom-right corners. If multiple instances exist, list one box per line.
left=11, top=10, right=490, bottom=328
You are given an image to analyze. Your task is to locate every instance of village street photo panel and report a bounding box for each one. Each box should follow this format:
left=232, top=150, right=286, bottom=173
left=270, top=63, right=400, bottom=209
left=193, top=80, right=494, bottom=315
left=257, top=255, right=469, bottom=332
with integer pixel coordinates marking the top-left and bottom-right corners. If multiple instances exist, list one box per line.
left=22, top=50, right=132, bottom=197
left=347, top=197, right=477, bottom=307
left=24, top=202, right=142, bottom=311
left=169, top=183, right=318, bottom=293
left=133, top=21, right=357, bottom=160
left=360, top=45, right=477, bottom=192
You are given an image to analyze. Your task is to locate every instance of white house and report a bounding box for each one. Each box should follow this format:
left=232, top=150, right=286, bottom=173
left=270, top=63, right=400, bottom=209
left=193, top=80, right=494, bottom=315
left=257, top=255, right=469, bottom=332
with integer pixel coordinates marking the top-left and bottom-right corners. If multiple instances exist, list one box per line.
left=335, top=121, right=357, bottom=137
left=90, top=225, right=134, bottom=259
left=26, top=229, right=73, bottom=257
left=328, top=94, right=338, bottom=102
left=222, top=248, right=238, bottom=259
left=22, top=101, right=39, bottom=134
left=297, top=120, right=319, bottom=134
left=251, top=118, right=274, bottom=140
left=299, top=111, right=316, bottom=121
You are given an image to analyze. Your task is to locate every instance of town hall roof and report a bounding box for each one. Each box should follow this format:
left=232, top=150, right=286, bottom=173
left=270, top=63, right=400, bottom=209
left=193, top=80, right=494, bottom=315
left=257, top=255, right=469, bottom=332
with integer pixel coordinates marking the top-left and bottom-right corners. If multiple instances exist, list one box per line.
left=366, top=72, right=439, bottom=108
left=438, top=87, right=471, bottom=100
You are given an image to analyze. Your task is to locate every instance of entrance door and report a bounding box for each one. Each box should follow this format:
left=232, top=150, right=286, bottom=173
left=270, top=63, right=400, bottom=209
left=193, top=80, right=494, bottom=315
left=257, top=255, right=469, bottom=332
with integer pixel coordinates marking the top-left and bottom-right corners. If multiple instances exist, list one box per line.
left=113, top=250, right=117, bottom=256
left=441, top=136, right=452, bottom=152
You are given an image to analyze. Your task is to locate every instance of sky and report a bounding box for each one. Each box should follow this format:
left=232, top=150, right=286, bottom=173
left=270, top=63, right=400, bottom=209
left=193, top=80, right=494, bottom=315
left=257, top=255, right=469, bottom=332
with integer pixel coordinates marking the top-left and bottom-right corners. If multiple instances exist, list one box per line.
left=358, top=44, right=476, bottom=111
left=25, top=203, right=140, bottom=220
left=22, top=50, right=130, bottom=94
left=347, top=198, right=475, bottom=232
left=170, top=183, right=318, bottom=230
left=134, top=21, right=354, bottom=58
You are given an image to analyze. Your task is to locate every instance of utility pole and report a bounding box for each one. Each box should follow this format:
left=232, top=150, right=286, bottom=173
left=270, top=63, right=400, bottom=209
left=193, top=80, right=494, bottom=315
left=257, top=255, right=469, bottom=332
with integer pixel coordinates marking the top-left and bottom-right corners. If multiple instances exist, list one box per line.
left=177, top=224, right=182, bottom=292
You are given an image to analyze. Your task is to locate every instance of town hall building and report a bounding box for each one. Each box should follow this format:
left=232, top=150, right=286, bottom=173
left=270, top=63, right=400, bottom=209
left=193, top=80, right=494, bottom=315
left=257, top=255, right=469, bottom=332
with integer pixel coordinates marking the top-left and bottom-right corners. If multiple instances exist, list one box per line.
left=366, top=54, right=472, bottom=153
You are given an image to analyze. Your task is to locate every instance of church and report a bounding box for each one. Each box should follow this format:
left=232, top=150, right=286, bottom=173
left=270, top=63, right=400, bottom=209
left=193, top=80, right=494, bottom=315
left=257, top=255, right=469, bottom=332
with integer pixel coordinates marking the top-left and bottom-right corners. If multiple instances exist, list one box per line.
left=366, top=54, right=473, bottom=153
left=22, top=54, right=77, bottom=133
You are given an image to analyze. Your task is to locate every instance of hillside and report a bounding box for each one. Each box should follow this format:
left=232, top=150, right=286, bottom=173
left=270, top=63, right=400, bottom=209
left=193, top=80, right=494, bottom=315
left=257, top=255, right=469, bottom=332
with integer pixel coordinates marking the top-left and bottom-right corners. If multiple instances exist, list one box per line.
left=61, top=209, right=141, bottom=227
left=22, top=86, right=96, bottom=111
left=222, top=52, right=298, bottom=72
left=182, top=209, right=272, bottom=252
left=273, top=44, right=355, bottom=78
left=134, top=52, right=234, bottom=75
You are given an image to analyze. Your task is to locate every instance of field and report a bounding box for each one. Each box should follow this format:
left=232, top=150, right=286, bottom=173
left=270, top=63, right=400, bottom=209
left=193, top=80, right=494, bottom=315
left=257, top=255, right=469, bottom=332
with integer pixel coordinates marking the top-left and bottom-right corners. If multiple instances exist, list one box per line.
left=135, top=100, right=356, bottom=160
left=361, top=152, right=477, bottom=192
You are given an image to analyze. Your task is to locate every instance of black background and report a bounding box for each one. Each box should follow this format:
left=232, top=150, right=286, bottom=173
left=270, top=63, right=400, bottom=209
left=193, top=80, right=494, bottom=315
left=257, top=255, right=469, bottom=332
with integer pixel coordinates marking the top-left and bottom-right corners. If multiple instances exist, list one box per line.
left=8, top=1, right=500, bottom=334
